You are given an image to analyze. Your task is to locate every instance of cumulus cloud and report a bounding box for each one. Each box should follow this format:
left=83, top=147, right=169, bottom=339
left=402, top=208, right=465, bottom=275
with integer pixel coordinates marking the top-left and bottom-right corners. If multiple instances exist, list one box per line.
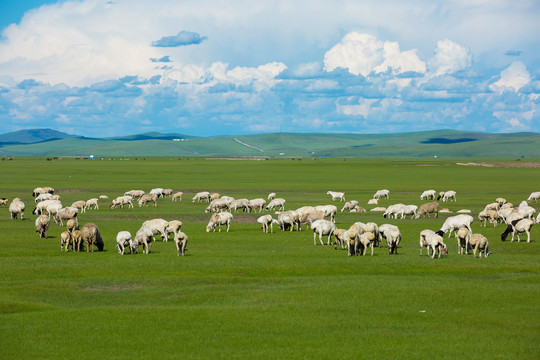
left=428, top=39, right=472, bottom=76
left=151, top=31, right=207, bottom=47
left=489, top=61, right=531, bottom=92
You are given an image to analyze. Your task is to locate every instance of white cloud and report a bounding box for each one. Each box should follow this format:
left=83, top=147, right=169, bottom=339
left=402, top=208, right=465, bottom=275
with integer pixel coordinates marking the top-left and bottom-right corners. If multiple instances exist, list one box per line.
left=489, top=61, right=531, bottom=92
left=428, top=39, right=472, bottom=76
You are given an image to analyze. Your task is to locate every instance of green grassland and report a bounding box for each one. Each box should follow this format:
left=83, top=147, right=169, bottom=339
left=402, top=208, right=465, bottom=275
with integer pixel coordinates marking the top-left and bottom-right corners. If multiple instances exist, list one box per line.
left=1, top=130, right=539, bottom=157
left=0, top=157, right=539, bottom=359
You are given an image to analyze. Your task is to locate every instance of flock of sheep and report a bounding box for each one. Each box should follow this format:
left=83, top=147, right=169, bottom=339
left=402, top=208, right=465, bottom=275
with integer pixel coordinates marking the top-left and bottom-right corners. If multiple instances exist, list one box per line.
left=3, top=186, right=540, bottom=259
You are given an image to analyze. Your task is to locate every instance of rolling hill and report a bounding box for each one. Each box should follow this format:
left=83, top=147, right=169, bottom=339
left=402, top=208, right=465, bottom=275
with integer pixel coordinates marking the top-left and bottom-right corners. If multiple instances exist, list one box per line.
left=0, top=129, right=538, bottom=158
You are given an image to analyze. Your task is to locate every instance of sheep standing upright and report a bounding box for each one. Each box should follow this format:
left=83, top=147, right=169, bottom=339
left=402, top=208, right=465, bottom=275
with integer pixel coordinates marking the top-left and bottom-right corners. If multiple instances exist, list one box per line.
left=469, top=233, right=490, bottom=258
left=35, top=214, right=50, bottom=238
left=174, top=232, right=189, bottom=256
left=9, top=198, right=25, bottom=220
left=80, top=223, right=104, bottom=252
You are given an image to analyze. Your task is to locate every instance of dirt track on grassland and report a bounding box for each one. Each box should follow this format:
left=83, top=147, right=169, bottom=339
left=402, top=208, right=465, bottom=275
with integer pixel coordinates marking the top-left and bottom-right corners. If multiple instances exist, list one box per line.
left=456, top=162, right=540, bottom=168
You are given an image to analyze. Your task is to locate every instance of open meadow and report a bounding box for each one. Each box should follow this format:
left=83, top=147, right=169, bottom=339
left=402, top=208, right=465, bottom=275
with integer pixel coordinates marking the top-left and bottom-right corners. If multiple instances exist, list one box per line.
left=1, top=157, right=539, bottom=359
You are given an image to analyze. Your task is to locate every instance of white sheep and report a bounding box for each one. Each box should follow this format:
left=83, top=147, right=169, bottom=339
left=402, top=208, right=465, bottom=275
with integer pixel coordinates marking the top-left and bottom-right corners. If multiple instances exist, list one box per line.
left=162, top=189, right=174, bottom=198
left=358, top=232, right=377, bottom=256
left=436, top=214, right=474, bottom=238
left=205, top=198, right=230, bottom=213
left=350, top=205, right=366, bottom=213
left=315, top=205, right=337, bottom=223
left=295, top=206, right=316, bottom=230
left=311, top=219, right=336, bottom=246
left=332, top=229, right=348, bottom=250
left=124, top=190, right=145, bottom=198
left=478, top=210, right=498, bottom=227
left=85, top=198, right=99, bottom=210
left=469, top=233, right=491, bottom=258
left=210, top=192, right=221, bottom=201
left=483, top=202, right=500, bottom=212
left=61, top=231, right=72, bottom=252
left=367, top=198, right=378, bottom=205
left=382, top=203, right=406, bottom=219
left=350, top=222, right=380, bottom=246
left=142, top=218, right=169, bottom=241
left=71, top=230, right=83, bottom=252
left=419, top=229, right=448, bottom=258
left=268, top=192, right=276, bottom=200
left=344, top=229, right=360, bottom=256
left=257, top=215, right=278, bottom=233
left=172, top=191, right=184, bottom=202
left=80, top=223, right=104, bottom=252
left=501, top=218, right=534, bottom=243
left=149, top=188, right=165, bottom=198
left=192, top=191, right=211, bottom=202
left=420, top=190, right=436, bottom=200
left=174, top=232, right=189, bottom=256
left=438, top=190, right=457, bottom=202
left=9, top=198, right=25, bottom=220
left=66, top=218, right=78, bottom=234
left=32, top=187, right=54, bottom=197
left=266, top=198, right=286, bottom=212
left=54, top=207, right=78, bottom=226
left=0, top=198, right=8, bottom=207
left=71, top=200, right=86, bottom=214
left=340, top=200, right=359, bottom=212
left=206, top=212, right=233, bottom=232
left=109, top=195, right=133, bottom=209
left=138, top=193, right=158, bottom=207
left=326, top=191, right=345, bottom=202
left=35, top=214, right=50, bottom=238
left=527, top=191, right=540, bottom=203
left=35, top=193, right=54, bottom=202
left=496, top=197, right=507, bottom=206
left=278, top=210, right=300, bottom=231
left=373, top=189, right=390, bottom=199
left=248, top=198, right=266, bottom=213
left=398, top=204, right=418, bottom=219
left=32, top=199, right=61, bottom=215
left=134, top=227, right=154, bottom=254
left=379, top=224, right=401, bottom=254
left=456, top=227, right=471, bottom=255
left=230, top=199, right=250, bottom=213
left=166, top=220, right=183, bottom=240
left=116, top=231, right=134, bottom=255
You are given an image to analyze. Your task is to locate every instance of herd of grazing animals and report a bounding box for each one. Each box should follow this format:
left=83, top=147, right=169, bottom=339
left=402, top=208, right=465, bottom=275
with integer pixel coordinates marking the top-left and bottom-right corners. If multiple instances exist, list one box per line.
left=2, top=185, right=539, bottom=259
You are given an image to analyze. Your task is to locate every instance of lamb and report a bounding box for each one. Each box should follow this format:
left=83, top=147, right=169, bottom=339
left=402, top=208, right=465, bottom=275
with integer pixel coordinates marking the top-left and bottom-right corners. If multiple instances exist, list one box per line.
left=420, top=190, right=436, bottom=200
left=311, top=219, right=336, bottom=246
left=60, top=231, right=72, bottom=252
left=133, top=227, right=154, bottom=254
left=54, top=207, right=78, bottom=226
left=35, top=214, right=50, bottom=238
left=166, top=220, right=183, bottom=240
left=277, top=210, right=300, bottom=232
left=419, top=229, right=448, bottom=258
left=416, top=202, right=439, bottom=218
left=109, top=195, right=134, bottom=209
left=326, top=191, right=345, bottom=202
left=344, top=229, right=360, bottom=256
left=379, top=224, right=401, bottom=254
left=438, top=190, right=457, bottom=202
left=358, top=232, right=377, bottom=256
left=138, top=193, right=158, bottom=207
left=315, top=205, right=338, bottom=223
left=172, top=192, right=184, bottom=202
left=206, top=211, right=233, bottom=232
left=456, top=227, right=471, bottom=255
left=257, top=215, right=278, bottom=233
left=35, top=193, right=54, bottom=202
left=9, top=198, right=25, bottom=220
left=367, top=198, right=378, bottom=205
left=478, top=210, right=498, bottom=227
left=0, top=198, right=8, bottom=207
left=501, top=218, right=534, bottom=243
left=192, top=191, right=210, bottom=203
left=149, top=188, right=164, bottom=198
left=205, top=198, right=230, bottom=213
left=266, top=198, right=286, bottom=212
left=468, top=233, right=491, bottom=258
left=66, top=218, right=78, bottom=234
left=209, top=192, right=221, bottom=201
left=124, top=190, right=145, bottom=198
left=85, top=198, right=99, bottom=210
left=373, top=189, right=390, bottom=199
left=71, top=230, right=83, bottom=252
left=174, top=232, right=189, bottom=256
left=116, top=231, right=134, bottom=255
left=435, top=214, right=474, bottom=238
left=527, top=191, right=540, bottom=203
left=248, top=198, right=266, bottom=213
left=332, top=229, right=347, bottom=250
left=142, top=218, right=169, bottom=241
left=71, top=200, right=86, bottom=214
left=230, top=199, right=250, bottom=213
left=340, top=200, right=359, bottom=212
left=268, top=192, right=276, bottom=200
left=80, top=223, right=104, bottom=252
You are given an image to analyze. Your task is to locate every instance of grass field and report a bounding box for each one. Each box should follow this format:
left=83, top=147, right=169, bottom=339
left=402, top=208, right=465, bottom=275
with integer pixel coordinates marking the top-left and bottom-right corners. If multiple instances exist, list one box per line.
left=0, top=157, right=539, bottom=359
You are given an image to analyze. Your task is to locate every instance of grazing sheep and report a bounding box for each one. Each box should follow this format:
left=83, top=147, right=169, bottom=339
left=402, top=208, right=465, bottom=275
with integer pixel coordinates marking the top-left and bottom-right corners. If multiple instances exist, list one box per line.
left=435, top=214, right=474, bottom=238
left=134, top=227, right=154, bottom=254
left=278, top=210, right=300, bottom=232
left=205, top=198, right=230, bottom=213
left=166, top=220, right=183, bottom=240
left=9, top=198, right=25, bottom=220
left=373, top=189, right=390, bottom=199
left=150, top=188, right=165, bottom=198
left=438, top=190, right=457, bottom=202
left=142, top=218, right=169, bottom=241
left=483, top=202, right=500, bottom=212
left=517, top=205, right=536, bottom=220
left=501, top=219, right=534, bottom=243
left=326, top=191, right=345, bottom=202
left=109, top=195, right=133, bottom=209
left=332, top=229, right=347, bottom=250
left=527, top=191, right=540, bottom=203
left=311, top=219, right=336, bottom=246
left=344, top=229, right=360, bottom=256
left=192, top=191, right=211, bottom=202
left=206, top=211, right=233, bottom=232
left=379, top=224, right=401, bottom=254
left=99, top=195, right=109, bottom=199
left=230, top=199, right=250, bottom=213
left=398, top=204, right=418, bottom=219
left=266, top=198, right=286, bottom=212
left=32, top=187, right=55, bottom=197
left=456, top=227, right=471, bottom=255
left=248, top=198, right=266, bottom=213
left=54, top=207, right=78, bottom=226
left=60, top=231, right=72, bottom=252
left=469, top=233, right=491, bottom=258
left=174, top=232, right=189, bottom=256
left=268, top=192, right=276, bottom=200
left=315, top=205, right=338, bottom=223
left=416, top=202, right=439, bottom=218
left=172, top=191, right=184, bottom=202
left=367, top=198, right=378, bottom=205
left=116, top=231, right=133, bottom=255
left=420, top=190, right=436, bottom=200
left=71, top=230, right=83, bottom=252
left=295, top=206, right=316, bottom=230
left=71, top=200, right=86, bottom=214
left=0, top=198, right=8, bottom=207
left=66, top=218, right=78, bottom=234
left=358, top=232, right=377, bottom=256
left=536, top=213, right=540, bottom=224
left=85, top=198, right=99, bottom=210
left=138, top=193, right=158, bottom=207
left=209, top=192, right=221, bottom=201
left=478, top=210, right=498, bottom=227
left=419, top=229, right=448, bottom=259
left=257, top=215, right=278, bottom=233
left=382, top=203, right=406, bottom=219
left=340, top=200, right=359, bottom=213
left=35, top=193, right=54, bottom=202
left=80, top=223, right=104, bottom=252
left=162, top=189, right=173, bottom=198
left=32, top=199, right=61, bottom=215
left=35, top=214, right=50, bottom=238
left=496, top=197, right=507, bottom=206
left=124, top=190, right=145, bottom=198
left=351, top=222, right=380, bottom=246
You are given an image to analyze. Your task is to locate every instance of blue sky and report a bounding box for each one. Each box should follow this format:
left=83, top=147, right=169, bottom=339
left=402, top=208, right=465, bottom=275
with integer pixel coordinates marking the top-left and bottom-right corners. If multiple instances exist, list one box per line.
left=0, top=0, right=538, bottom=137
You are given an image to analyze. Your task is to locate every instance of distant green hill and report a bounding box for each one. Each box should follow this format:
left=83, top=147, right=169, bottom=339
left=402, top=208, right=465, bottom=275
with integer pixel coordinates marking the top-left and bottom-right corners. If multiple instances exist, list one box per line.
left=0, top=128, right=79, bottom=144
left=0, top=129, right=538, bottom=158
